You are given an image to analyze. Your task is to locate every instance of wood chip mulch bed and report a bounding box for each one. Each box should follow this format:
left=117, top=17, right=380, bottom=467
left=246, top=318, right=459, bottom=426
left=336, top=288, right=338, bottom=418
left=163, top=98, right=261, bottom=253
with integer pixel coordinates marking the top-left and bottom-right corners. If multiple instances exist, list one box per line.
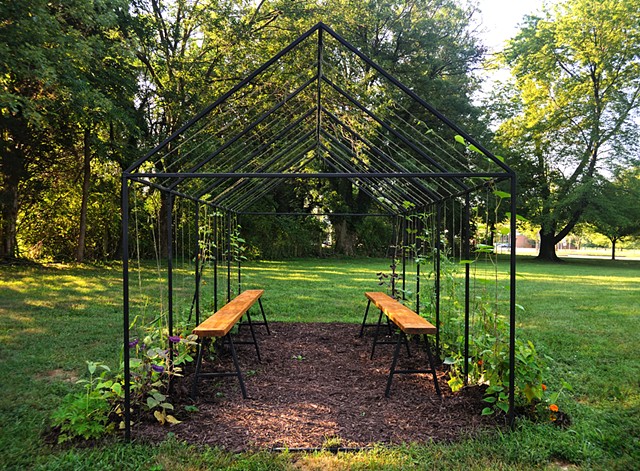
left=136, top=322, right=497, bottom=451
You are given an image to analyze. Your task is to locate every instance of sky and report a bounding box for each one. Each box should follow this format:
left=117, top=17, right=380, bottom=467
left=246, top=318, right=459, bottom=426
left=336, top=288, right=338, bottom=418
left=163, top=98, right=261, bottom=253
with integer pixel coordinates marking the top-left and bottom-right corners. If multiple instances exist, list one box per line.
left=473, top=0, right=548, bottom=93
left=475, top=0, right=547, bottom=52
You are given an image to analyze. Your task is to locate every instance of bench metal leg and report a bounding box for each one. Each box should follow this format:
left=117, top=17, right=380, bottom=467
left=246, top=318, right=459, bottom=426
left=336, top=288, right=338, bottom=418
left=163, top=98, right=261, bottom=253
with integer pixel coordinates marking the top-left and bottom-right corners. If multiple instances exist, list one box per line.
left=226, top=334, right=247, bottom=399
left=191, top=337, right=209, bottom=401
left=245, top=310, right=261, bottom=362
left=370, top=308, right=385, bottom=359
left=385, top=331, right=405, bottom=397
left=383, top=333, right=440, bottom=397
left=359, top=299, right=371, bottom=337
left=423, top=334, right=441, bottom=396
left=258, top=298, right=270, bottom=335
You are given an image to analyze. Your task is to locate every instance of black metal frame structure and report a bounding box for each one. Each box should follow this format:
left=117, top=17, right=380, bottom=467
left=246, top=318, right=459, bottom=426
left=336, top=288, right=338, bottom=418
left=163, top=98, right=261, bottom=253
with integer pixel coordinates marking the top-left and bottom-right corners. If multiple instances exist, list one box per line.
left=122, top=22, right=518, bottom=440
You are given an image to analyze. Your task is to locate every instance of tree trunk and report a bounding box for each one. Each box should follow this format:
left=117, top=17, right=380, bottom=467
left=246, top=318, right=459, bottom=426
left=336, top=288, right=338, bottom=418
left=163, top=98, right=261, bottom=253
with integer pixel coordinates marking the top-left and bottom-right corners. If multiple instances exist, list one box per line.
left=536, top=229, right=562, bottom=262
left=333, top=219, right=356, bottom=256
left=76, top=128, right=91, bottom=263
left=0, top=141, right=22, bottom=259
left=0, top=179, right=19, bottom=259
left=611, top=238, right=616, bottom=261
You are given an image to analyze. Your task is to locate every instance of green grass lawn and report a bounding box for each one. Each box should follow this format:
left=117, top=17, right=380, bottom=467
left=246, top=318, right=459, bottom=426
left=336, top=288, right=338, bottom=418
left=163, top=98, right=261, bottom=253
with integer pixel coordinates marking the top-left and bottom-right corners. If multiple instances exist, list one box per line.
left=0, top=257, right=638, bottom=470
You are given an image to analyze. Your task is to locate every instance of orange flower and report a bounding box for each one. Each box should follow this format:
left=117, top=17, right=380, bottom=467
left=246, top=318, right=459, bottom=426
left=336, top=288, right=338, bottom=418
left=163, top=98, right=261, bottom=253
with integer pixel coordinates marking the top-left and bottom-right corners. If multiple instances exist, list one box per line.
left=549, top=404, right=559, bottom=412
left=477, top=359, right=483, bottom=366
left=541, top=384, right=547, bottom=391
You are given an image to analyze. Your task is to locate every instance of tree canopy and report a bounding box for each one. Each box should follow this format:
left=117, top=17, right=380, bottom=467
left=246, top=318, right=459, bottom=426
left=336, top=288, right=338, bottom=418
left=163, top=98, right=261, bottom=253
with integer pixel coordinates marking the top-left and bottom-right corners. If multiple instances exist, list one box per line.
left=493, top=0, right=640, bottom=260
left=2, top=0, right=639, bottom=261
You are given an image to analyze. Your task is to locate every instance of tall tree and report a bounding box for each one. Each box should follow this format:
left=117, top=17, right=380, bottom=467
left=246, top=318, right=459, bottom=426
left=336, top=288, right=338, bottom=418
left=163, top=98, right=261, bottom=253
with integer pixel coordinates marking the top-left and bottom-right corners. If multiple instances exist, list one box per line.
left=494, top=0, right=640, bottom=261
left=584, top=169, right=640, bottom=260
left=0, top=0, right=137, bottom=261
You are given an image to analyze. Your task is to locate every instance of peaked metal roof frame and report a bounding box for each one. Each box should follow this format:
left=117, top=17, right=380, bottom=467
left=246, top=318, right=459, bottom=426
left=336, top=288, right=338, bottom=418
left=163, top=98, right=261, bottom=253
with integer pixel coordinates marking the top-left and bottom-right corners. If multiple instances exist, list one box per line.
left=122, top=22, right=518, bottom=439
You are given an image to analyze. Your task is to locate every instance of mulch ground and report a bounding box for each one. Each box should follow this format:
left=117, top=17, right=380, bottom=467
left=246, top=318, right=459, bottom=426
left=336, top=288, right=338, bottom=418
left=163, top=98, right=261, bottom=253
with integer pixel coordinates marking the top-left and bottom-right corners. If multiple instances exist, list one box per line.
left=135, top=322, right=497, bottom=451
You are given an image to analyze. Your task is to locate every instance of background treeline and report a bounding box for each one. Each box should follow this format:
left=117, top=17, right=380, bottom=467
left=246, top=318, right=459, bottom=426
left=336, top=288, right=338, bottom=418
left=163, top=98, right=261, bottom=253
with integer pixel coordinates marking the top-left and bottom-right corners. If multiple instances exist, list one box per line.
left=2, top=0, right=639, bottom=262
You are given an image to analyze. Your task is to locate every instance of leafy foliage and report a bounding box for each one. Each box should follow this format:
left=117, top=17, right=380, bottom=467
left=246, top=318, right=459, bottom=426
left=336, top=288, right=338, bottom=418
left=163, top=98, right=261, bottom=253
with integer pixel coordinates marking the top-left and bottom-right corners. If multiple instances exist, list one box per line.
left=51, top=323, right=198, bottom=442
left=492, top=0, right=640, bottom=260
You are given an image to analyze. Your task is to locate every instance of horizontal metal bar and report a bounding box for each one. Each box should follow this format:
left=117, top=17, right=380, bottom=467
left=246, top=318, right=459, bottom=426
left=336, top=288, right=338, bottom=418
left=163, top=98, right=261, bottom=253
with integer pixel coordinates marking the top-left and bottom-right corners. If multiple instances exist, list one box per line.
left=393, top=369, right=435, bottom=374
left=197, top=372, right=241, bottom=378
left=239, top=212, right=393, bottom=216
left=129, top=172, right=509, bottom=179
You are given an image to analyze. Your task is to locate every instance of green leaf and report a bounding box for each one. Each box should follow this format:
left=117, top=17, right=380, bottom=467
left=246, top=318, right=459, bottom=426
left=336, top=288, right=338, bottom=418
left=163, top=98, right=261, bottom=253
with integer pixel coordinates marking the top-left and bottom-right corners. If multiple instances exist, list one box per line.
left=481, top=407, right=495, bottom=416
left=474, top=244, right=494, bottom=253
left=505, top=212, right=529, bottom=222
left=493, top=191, right=511, bottom=199
left=147, top=397, right=159, bottom=409
left=468, top=144, right=483, bottom=154
left=152, top=391, right=166, bottom=402
left=454, top=135, right=466, bottom=145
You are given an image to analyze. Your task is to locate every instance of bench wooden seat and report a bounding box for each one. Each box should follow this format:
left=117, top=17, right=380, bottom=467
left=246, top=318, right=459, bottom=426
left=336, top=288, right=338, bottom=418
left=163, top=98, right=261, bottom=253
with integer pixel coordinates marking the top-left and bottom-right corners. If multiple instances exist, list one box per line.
left=194, top=290, right=265, bottom=337
left=365, top=292, right=436, bottom=335
left=191, top=290, right=267, bottom=400
left=363, top=291, right=441, bottom=397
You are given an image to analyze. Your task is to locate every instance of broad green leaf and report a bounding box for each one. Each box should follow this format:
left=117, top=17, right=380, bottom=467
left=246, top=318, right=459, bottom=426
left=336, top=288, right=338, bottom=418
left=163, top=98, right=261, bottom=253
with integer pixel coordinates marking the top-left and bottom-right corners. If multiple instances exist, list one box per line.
left=505, top=212, right=529, bottom=222
left=468, top=144, right=483, bottom=154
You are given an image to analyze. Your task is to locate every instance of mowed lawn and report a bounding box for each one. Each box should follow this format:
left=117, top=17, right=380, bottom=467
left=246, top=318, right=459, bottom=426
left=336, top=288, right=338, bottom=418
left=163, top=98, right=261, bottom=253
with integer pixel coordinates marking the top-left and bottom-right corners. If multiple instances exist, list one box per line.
left=0, top=256, right=638, bottom=469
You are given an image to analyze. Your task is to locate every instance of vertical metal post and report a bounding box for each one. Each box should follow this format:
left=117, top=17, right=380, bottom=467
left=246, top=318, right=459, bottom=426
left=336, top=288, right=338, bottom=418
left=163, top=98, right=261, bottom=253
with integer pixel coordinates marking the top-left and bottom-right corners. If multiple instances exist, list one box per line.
left=121, top=177, right=131, bottom=441
left=416, top=216, right=421, bottom=315
left=401, top=216, right=407, bottom=301
left=390, top=216, right=397, bottom=298
left=195, top=203, right=200, bottom=326
left=316, top=26, right=323, bottom=145
left=167, top=193, right=174, bottom=363
left=463, top=193, right=471, bottom=384
left=435, top=203, right=442, bottom=354
left=213, top=209, right=218, bottom=311
left=236, top=214, right=241, bottom=293
left=509, top=175, right=518, bottom=429
left=227, top=211, right=232, bottom=303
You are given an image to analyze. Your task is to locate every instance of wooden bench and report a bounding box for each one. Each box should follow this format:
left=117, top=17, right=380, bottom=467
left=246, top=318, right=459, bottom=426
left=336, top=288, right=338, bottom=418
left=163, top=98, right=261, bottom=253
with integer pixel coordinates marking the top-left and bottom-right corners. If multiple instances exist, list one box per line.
left=363, top=291, right=441, bottom=397
left=191, top=289, right=268, bottom=400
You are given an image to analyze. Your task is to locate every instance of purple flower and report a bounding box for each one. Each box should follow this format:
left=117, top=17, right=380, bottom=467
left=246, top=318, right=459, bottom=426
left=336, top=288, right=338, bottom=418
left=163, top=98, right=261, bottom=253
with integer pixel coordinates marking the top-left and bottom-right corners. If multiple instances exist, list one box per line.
left=151, top=364, right=165, bottom=374
left=128, top=339, right=139, bottom=348
left=168, top=335, right=181, bottom=344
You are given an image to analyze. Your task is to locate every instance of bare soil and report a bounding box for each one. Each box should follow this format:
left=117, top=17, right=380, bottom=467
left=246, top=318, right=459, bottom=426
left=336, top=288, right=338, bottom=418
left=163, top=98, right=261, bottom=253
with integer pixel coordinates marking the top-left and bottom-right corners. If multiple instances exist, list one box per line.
left=136, top=322, right=497, bottom=451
